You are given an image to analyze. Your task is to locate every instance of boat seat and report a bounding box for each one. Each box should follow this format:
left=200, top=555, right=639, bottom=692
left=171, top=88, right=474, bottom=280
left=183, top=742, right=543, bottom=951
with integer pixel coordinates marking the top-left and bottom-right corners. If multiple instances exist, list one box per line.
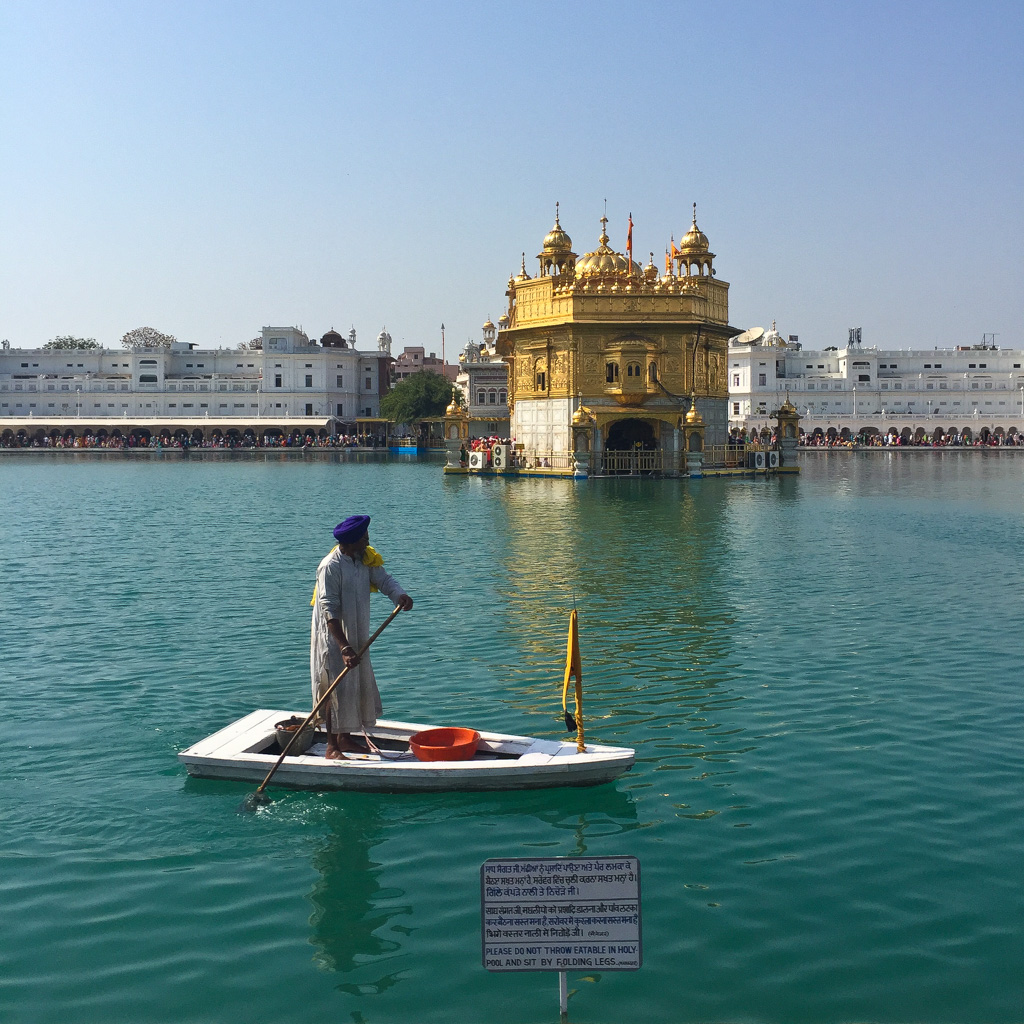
left=516, top=752, right=554, bottom=765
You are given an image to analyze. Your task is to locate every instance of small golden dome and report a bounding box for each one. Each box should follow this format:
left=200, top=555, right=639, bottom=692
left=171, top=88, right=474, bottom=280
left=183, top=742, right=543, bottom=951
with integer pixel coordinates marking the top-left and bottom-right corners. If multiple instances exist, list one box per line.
left=515, top=253, right=531, bottom=281
left=779, top=396, right=798, bottom=415
left=571, top=405, right=594, bottom=426
left=685, top=398, right=704, bottom=425
left=678, top=203, right=709, bottom=253
left=542, top=204, right=573, bottom=251
left=482, top=318, right=495, bottom=331
left=445, top=398, right=461, bottom=416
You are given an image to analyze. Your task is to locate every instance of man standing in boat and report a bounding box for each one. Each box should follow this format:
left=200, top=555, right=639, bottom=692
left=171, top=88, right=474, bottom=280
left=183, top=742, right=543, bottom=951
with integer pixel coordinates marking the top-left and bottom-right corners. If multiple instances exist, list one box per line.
left=311, top=515, right=413, bottom=757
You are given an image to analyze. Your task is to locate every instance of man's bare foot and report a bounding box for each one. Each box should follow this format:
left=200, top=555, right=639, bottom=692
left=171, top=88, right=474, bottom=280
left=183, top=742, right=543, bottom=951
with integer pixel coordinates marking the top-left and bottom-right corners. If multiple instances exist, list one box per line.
left=325, top=747, right=345, bottom=760
left=328, top=734, right=367, bottom=754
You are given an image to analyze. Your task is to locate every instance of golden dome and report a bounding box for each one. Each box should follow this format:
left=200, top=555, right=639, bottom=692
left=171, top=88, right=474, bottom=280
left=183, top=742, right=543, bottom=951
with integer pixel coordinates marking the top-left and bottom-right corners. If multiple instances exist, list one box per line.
left=543, top=224, right=572, bottom=250
left=779, top=395, right=798, bottom=415
left=482, top=318, right=495, bottom=331
left=445, top=398, right=462, bottom=416
left=571, top=405, right=595, bottom=426
left=542, top=204, right=573, bottom=251
left=678, top=203, right=709, bottom=253
left=515, top=253, right=531, bottom=281
left=685, top=398, right=704, bottom=425
left=575, top=216, right=641, bottom=279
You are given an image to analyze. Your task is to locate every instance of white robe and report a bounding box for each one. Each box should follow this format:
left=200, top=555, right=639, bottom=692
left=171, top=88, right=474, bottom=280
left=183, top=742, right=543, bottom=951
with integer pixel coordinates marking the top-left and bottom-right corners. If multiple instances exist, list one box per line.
left=309, top=549, right=408, bottom=732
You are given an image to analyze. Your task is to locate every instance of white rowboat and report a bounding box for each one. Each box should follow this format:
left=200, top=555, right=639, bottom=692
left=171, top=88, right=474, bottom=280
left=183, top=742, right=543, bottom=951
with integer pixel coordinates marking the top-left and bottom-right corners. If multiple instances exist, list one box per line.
left=179, top=709, right=635, bottom=793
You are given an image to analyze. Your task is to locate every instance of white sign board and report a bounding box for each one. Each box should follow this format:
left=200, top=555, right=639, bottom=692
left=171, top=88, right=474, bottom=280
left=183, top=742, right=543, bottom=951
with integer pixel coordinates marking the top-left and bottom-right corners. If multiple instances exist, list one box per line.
left=481, top=856, right=641, bottom=972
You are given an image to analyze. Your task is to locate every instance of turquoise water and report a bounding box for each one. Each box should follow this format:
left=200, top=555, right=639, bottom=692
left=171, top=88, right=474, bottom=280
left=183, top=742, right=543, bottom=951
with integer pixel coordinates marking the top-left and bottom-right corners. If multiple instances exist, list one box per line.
left=1, top=451, right=1022, bottom=1023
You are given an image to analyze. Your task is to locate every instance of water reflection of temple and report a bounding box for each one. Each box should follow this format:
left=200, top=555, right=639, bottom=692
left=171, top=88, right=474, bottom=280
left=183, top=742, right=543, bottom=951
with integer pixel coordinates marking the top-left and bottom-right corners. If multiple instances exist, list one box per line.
left=494, top=476, right=743, bottom=742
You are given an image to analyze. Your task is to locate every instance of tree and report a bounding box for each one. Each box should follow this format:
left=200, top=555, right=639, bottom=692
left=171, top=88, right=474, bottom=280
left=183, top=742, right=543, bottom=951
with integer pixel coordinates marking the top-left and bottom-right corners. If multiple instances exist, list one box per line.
left=43, top=335, right=99, bottom=350
left=121, top=326, right=177, bottom=350
left=237, top=337, right=262, bottom=350
left=379, top=371, right=460, bottom=423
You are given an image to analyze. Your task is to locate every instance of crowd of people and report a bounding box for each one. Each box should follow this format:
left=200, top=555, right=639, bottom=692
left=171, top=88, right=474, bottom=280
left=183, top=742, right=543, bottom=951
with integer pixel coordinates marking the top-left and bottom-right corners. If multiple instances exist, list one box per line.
left=799, top=430, right=1022, bottom=449
left=459, top=435, right=513, bottom=467
left=729, top=429, right=777, bottom=448
left=5, top=427, right=1020, bottom=453
left=0, top=432, right=388, bottom=451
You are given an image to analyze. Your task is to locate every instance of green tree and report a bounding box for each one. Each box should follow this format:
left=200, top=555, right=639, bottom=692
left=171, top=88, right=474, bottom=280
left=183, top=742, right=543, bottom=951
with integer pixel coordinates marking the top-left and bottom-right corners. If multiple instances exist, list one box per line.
left=121, top=326, right=177, bottom=350
left=43, top=335, right=99, bottom=350
left=379, top=371, right=460, bottom=423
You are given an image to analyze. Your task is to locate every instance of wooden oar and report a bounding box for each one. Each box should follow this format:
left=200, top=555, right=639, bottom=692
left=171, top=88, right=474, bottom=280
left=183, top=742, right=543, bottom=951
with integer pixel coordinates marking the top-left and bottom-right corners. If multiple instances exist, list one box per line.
left=238, top=604, right=403, bottom=812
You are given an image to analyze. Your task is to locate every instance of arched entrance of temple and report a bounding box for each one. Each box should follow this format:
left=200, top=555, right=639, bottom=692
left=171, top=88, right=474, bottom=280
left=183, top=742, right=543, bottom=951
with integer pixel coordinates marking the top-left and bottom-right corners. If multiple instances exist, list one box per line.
left=602, top=418, right=661, bottom=475
left=605, top=418, right=657, bottom=450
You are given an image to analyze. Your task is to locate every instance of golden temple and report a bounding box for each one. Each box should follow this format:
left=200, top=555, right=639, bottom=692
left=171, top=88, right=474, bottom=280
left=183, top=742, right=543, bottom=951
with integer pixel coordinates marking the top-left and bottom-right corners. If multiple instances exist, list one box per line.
left=494, top=204, right=737, bottom=470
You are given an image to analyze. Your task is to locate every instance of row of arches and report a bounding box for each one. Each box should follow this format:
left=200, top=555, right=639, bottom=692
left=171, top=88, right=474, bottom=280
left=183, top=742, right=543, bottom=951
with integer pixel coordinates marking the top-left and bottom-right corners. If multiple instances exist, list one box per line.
left=605, top=361, right=659, bottom=384
left=803, top=425, right=1022, bottom=446
left=475, top=388, right=508, bottom=406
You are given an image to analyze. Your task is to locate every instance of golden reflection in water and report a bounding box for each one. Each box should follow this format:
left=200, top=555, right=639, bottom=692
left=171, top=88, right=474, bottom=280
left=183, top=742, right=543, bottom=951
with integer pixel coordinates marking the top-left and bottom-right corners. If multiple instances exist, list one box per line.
left=496, top=478, right=739, bottom=682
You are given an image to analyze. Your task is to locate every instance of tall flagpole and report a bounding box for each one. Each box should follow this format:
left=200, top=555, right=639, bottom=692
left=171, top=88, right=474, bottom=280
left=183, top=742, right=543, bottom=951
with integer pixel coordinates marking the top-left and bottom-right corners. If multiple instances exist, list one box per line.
left=441, top=323, right=446, bottom=377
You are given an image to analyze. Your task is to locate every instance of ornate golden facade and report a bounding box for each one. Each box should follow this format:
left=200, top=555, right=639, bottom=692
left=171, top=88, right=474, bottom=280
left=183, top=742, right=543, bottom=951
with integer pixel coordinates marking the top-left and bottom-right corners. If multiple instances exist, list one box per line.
left=496, top=205, right=735, bottom=458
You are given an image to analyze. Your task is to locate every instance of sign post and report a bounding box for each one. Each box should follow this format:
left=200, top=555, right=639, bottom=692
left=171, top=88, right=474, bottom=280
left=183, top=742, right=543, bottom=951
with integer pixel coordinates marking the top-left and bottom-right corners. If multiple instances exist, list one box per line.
left=481, top=856, right=641, bottom=1020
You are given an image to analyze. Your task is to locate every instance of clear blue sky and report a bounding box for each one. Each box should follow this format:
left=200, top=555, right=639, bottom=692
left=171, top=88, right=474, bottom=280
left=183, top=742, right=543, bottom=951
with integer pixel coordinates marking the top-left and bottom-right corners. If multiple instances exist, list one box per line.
left=1, top=0, right=1021, bottom=354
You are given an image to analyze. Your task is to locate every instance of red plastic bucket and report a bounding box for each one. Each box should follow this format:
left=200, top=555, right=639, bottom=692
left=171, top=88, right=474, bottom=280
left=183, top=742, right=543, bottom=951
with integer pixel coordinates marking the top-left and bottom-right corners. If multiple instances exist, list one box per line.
left=409, top=727, right=481, bottom=762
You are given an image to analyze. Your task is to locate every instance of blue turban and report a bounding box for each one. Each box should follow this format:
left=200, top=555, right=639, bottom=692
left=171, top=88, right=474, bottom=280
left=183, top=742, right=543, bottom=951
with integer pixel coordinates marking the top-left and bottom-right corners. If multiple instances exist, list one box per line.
left=333, top=515, right=370, bottom=544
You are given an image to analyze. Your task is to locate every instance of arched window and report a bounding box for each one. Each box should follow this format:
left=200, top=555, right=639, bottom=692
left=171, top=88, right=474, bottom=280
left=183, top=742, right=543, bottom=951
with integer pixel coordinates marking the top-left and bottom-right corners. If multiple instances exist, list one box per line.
left=649, top=362, right=658, bottom=382
left=605, top=362, right=619, bottom=383
left=626, top=362, right=641, bottom=378
left=488, top=389, right=497, bottom=404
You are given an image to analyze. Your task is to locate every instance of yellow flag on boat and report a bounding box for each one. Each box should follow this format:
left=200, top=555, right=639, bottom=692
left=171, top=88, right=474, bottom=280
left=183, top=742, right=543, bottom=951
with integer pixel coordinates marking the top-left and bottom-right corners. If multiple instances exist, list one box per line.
left=561, top=609, right=585, bottom=752
left=310, top=545, right=385, bottom=605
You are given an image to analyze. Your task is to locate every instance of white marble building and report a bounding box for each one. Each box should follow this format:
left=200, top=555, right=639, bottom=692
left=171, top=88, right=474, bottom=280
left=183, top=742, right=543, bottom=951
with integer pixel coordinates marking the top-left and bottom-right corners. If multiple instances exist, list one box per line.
left=0, top=327, right=394, bottom=428
left=728, top=326, right=1024, bottom=438
left=455, top=319, right=510, bottom=437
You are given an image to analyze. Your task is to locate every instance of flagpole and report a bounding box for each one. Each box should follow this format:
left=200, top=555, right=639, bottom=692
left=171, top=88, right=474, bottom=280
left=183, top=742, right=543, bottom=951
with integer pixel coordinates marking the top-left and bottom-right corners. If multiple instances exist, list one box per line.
left=441, top=323, right=445, bottom=376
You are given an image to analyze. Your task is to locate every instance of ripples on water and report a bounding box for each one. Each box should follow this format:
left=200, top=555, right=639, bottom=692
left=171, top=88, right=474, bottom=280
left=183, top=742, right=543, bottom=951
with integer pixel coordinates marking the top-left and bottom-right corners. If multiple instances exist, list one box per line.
left=1, top=451, right=1022, bottom=1022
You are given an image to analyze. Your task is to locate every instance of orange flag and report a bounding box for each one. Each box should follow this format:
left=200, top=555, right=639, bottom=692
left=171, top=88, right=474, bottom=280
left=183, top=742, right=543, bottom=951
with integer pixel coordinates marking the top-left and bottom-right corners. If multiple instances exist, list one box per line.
left=626, top=213, right=633, bottom=265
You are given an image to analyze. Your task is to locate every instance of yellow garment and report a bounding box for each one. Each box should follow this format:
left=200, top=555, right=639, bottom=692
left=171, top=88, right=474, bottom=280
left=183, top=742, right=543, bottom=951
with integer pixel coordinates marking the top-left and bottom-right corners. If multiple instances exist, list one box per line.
left=561, top=609, right=585, bottom=752
left=311, top=545, right=384, bottom=605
